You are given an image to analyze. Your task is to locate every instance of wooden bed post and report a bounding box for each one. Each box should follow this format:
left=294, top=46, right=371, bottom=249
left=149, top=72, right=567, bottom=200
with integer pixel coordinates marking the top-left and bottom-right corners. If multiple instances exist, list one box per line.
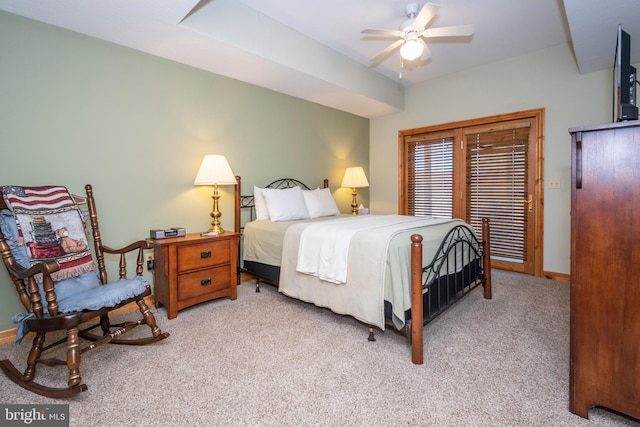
left=234, top=176, right=241, bottom=234
left=234, top=176, right=242, bottom=285
left=410, top=234, right=424, bottom=365
left=482, top=218, right=492, bottom=299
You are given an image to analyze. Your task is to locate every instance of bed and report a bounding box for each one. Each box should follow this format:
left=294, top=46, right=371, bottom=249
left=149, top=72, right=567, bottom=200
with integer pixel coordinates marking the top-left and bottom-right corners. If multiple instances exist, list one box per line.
left=234, top=177, right=491, bottom=364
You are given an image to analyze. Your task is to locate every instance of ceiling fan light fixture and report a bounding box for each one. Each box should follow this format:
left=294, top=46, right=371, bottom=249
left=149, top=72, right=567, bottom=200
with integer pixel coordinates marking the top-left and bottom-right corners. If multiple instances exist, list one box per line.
left=400, top=39, right=423, bottom=61
left=362, top=2, right=473, bottom=66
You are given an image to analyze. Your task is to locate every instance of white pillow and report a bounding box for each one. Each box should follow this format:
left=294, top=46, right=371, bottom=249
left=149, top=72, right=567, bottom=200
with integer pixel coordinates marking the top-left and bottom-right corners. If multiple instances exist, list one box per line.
left=262, top=186, right=310, bottom=222
left=253, top=186, right=270, bottom=220
left=303, top=188, right=340, bottom=218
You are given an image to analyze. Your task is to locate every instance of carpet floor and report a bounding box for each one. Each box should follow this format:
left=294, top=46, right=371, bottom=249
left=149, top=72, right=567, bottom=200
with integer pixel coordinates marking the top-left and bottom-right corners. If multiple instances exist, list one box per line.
left=0, top=269, right=638, bottom=426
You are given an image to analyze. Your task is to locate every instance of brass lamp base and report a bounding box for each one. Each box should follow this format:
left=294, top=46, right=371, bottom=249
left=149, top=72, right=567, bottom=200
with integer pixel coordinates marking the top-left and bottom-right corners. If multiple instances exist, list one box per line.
left=350, top=187, right=358, bottom=215
left=208, top=185, right=225, bottom=234
left=208, top=222, right=225, bottom=234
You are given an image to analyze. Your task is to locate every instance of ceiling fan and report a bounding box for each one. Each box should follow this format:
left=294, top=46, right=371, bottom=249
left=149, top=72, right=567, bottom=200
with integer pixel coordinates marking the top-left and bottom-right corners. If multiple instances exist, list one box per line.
left=362, top=2, right=474, bottom=64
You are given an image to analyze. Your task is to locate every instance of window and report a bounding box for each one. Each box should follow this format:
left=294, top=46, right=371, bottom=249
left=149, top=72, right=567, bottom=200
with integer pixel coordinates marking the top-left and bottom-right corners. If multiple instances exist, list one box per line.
left=465, top=124, right=530, bottom=263
left=406, top=134, right=454, bottom=218
left=399, top=109, right=543, bottom=275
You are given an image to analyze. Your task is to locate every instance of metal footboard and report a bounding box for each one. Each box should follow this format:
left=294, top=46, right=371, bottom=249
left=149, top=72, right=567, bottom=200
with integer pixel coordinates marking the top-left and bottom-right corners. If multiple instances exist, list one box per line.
left=410, top=218, right=492, bottom=364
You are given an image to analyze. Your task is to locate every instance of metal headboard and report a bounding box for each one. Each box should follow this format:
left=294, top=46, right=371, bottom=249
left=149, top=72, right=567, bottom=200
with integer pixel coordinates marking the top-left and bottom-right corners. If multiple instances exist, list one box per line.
left=238, top=177, right=329, bottom=226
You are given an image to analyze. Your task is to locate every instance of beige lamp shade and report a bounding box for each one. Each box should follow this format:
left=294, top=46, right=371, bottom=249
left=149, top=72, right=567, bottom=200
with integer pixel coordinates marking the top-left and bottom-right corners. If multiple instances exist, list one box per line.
left=194, top=154, right=236, bottom=234
left=341, top=166, right=369, bottom=188
left=194, top=154, right=236, bottom=185
left=341, top=166, right=369, bottom=215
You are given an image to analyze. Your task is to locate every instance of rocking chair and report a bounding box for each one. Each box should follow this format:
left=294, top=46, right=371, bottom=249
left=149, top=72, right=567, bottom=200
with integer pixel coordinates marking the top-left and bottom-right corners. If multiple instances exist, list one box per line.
left=0, top=184, right=169, bottom=397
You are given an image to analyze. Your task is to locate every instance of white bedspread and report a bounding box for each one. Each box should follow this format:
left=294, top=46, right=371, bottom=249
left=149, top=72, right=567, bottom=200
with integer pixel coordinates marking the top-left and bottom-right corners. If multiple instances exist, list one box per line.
left=296, top=215, right=423, bottom=284
left=279, top=215, right=454, bottom=330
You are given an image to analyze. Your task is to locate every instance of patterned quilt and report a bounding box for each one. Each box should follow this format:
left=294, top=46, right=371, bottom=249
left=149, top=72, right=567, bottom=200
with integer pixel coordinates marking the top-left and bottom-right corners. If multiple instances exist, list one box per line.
left=1, top=185, right=95, bottom=282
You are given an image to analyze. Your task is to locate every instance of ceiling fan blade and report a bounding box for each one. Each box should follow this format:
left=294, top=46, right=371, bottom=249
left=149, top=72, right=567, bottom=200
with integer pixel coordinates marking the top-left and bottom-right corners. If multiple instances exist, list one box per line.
left=370, top=39, right=405, bottom=63
left=412, top=3, right=440, bottom=29
left=422, top=24, right=475, bottom=39
left=361, top=28, right=404, bottom=37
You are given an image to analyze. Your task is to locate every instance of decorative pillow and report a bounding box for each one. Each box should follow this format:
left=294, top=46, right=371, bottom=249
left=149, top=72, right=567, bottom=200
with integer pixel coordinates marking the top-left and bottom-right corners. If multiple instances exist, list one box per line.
left=253, top=186, right=270, bottom=220
left=303, top=188, right=340, bottom=218
left=262, top=186, right=310, bottom=222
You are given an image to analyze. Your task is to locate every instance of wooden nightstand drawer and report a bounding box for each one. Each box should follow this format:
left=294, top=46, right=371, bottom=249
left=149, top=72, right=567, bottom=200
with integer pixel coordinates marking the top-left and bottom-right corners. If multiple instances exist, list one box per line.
left=177, top=240, right=230, bottom=272
left=177, top=265, right=232, bottom=301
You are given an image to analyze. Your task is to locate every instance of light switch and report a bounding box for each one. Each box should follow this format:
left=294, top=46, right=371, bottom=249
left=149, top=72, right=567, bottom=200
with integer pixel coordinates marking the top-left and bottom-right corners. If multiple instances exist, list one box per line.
left=548, top=179, right=561, bottom=189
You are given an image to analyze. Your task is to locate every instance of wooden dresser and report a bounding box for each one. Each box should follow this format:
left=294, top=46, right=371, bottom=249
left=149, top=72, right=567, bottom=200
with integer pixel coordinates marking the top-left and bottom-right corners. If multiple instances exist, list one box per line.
left=569, top=121, right=640, bottom=420
left=153, top=232, right=239, bottom=319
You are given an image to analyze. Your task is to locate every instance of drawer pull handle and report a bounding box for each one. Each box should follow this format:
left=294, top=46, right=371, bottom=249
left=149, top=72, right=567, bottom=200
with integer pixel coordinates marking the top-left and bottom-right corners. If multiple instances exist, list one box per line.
left=201, top=278, right=212, bottom=286
left=200, top=251, right=211, bottom=259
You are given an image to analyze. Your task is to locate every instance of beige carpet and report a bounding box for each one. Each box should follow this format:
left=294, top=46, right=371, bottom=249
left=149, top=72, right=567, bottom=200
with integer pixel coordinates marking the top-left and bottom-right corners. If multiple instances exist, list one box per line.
left=0, top=269, right=639, bottom=427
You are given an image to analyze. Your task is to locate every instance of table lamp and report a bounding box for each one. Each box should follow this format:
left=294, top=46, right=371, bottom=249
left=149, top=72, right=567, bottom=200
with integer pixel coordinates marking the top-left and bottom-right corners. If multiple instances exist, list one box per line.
left=341, top=166, right=369, bottom=214
left=194, top=154, right=236, bottom=233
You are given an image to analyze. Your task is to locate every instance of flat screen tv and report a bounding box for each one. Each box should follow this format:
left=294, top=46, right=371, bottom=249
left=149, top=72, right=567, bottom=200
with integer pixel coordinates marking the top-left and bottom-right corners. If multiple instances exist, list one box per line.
left=614, top=24, right=638, bottom=121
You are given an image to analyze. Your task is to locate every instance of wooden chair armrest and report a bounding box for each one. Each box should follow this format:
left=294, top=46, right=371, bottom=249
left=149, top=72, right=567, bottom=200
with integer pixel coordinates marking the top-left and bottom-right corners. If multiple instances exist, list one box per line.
left=95, top=240, right=151, bottom=282
left=7, top=259, right=60, bottom=281
left=100, top=239, right=153, bottom=255
left=7, top=260, right=60, bottom=316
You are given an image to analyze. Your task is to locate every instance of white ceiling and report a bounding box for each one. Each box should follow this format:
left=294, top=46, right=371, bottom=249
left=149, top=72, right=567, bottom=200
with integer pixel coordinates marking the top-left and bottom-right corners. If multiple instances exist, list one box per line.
left=1, top=0, right=639, bottom=118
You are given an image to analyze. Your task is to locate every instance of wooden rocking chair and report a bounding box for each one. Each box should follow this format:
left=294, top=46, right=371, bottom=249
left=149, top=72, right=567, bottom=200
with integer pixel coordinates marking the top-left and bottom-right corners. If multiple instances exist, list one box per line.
left=0, top=184, right=169, bottom=397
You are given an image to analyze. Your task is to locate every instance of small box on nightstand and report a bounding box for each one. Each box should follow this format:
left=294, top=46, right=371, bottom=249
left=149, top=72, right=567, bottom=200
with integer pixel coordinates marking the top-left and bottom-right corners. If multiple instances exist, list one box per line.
left=150, top=228, right=186, bottom=239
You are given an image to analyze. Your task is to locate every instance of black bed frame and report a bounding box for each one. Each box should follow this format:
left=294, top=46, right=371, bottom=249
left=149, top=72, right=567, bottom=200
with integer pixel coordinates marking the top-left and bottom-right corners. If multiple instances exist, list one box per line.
left=234, top=177, right=491, bottom=364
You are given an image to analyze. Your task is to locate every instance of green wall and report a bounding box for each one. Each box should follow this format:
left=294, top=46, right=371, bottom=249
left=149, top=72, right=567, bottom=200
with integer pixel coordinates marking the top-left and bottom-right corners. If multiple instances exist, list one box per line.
left=0, top=11, right=369, bottom=331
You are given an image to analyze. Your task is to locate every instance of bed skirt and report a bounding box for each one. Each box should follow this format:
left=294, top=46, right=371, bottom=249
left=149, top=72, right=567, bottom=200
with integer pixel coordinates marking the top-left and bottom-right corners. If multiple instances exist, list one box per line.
left=245, top=258, right=481, bottom=330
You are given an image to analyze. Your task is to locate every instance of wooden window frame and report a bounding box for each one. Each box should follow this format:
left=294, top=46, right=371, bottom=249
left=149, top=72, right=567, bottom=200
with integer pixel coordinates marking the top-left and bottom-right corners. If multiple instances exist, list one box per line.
left=398, top=108, right=545, bottom=277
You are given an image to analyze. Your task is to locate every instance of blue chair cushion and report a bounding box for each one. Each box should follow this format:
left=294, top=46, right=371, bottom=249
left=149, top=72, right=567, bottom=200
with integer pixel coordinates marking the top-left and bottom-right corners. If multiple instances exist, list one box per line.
left=0, top=209, right=31, bottom=269
left=12, top=273, right=148, bottom=345
left=56, top=274, right=147, bottom=313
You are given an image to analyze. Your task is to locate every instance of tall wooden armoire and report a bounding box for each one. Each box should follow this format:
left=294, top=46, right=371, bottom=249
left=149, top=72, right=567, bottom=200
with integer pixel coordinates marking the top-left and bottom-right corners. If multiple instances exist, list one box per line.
left=569, top=121, right=640, bottom=420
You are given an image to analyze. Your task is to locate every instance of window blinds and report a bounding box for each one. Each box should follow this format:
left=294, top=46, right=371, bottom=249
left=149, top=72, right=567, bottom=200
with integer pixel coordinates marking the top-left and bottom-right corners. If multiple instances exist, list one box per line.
left=465, top=124, right=530, bottom=262
left=406, top=135, right=454, bottom=219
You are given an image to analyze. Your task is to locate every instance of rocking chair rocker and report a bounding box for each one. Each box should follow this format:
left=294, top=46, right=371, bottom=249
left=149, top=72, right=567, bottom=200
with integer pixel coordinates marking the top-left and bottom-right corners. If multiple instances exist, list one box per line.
left=0, top=184, right=169, bottom=397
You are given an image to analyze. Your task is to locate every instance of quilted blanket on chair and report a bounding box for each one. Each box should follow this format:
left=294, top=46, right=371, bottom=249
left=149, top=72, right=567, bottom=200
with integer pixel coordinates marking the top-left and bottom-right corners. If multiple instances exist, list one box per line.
left=1, top=185, right=95, bottom=282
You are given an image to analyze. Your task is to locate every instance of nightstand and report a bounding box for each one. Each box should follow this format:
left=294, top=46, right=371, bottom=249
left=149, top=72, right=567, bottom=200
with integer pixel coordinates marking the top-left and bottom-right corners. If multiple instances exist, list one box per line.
left=152, top=232, right=240, bottom=319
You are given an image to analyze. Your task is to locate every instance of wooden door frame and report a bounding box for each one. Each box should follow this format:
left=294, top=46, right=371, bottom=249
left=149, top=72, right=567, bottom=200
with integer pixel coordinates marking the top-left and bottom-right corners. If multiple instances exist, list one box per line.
left=398, top=108, right=545, bottom=278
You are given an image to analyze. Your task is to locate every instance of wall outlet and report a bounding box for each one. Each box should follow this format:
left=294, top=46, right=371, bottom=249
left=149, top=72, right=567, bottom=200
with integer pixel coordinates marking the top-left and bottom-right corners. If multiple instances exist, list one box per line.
left=146, top=255, right=154, bottom=271
left=548, top=179, right=561, bottom=189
